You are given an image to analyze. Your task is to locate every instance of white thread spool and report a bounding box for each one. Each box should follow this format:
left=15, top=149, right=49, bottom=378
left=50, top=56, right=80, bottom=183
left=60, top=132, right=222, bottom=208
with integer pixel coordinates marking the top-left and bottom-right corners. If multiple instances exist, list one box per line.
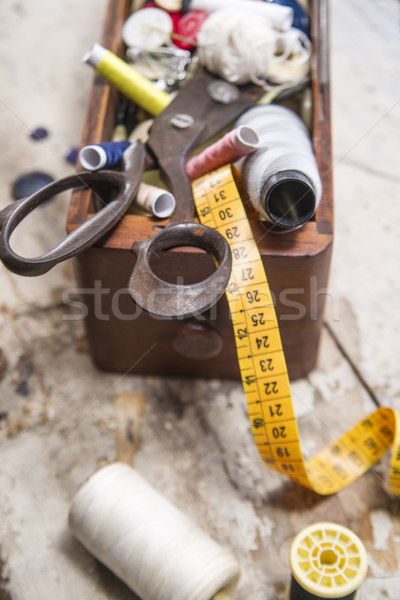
left=189, top=0, right=294, bottom=31
left=135, top=181, right=176, bottom=218
left=122, top=8, right=173, bottom=50
left=236, top=105, right=321, bottom=229
left=78, top=144, right=175, bottom=218
left=69, top=463, right=240, bottom=600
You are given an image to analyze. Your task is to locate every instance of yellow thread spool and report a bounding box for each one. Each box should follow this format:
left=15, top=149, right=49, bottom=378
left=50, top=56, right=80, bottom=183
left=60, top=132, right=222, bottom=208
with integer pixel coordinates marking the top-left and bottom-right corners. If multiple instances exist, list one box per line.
left=82, top=44, right=170, bottom=116
left=286, top=523, right=368, bottom=599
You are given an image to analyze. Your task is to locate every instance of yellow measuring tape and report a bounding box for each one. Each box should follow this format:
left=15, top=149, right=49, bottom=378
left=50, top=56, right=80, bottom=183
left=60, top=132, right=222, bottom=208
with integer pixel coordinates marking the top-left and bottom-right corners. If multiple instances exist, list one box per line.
left=192, top=166, right=400, bottom=496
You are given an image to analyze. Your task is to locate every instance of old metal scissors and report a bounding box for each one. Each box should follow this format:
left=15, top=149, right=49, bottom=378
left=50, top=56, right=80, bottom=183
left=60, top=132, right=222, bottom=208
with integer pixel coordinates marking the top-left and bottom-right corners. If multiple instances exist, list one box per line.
left=0, top=69, right=262, bottom=318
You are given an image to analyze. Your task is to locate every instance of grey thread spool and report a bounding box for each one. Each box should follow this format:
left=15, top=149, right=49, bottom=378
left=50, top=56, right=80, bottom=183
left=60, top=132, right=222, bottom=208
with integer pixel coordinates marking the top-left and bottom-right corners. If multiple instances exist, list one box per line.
left=236, top=105, right=322, bottom=230
left=69, top=463, right=240, bottom=600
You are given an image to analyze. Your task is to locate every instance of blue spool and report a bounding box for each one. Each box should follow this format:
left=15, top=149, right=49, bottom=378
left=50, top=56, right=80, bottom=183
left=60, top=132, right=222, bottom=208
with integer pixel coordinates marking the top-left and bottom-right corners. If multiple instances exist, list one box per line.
left=271, top=0, right=310, bottom=37
left=79, top=141, right=131, bottom=171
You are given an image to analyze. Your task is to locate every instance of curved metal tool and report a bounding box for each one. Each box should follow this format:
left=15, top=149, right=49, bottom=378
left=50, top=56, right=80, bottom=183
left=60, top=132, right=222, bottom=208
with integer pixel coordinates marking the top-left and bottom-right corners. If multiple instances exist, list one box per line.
left=129, top=222, right=231, bottom=319
left=0, top=143, right=144, bottom=276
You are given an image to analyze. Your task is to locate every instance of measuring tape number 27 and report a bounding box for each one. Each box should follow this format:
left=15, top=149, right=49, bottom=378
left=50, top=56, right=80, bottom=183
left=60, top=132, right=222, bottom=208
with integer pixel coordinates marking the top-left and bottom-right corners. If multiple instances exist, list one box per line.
left=192, top=165, right=400, bottom=496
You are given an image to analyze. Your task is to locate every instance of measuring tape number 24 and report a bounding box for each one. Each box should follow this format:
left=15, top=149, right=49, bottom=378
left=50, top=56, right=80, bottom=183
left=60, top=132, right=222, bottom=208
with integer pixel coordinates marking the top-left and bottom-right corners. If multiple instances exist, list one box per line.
left=192, top=165, right=400, bottom=496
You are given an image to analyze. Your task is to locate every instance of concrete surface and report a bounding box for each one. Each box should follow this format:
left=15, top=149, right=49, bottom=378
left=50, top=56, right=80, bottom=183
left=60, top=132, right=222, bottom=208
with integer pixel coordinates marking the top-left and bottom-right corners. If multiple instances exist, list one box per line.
left=0, top=0, right=400, bottom=599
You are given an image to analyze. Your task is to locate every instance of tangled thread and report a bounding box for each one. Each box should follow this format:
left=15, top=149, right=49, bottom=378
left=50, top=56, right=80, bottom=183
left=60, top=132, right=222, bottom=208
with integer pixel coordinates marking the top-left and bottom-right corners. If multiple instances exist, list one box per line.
left=197, top=8, right=311, bottom=89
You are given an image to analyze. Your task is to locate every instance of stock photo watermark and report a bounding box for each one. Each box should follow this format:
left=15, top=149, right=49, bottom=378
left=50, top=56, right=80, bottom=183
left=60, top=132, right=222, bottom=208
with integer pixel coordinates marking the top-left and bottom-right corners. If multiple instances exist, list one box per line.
left=61, top=276, right=340, bottom=322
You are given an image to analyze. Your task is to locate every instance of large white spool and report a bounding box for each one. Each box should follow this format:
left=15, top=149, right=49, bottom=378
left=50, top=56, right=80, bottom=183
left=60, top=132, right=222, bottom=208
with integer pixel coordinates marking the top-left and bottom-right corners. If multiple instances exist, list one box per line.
left=69, top=463, right=240, bottom=600
left=236, top=105, right=322, bottom=229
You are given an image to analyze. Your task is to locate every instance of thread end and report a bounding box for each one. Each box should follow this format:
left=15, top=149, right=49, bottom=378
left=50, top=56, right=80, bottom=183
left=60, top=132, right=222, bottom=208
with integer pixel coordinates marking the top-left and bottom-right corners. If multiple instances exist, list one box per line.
left=234, top=126, right=259, bottom=152
left=78, top=145, right=107, bottom=171
left=151, top=191, right=176, bottom=218
left=82, top=43, right=106, bottom=68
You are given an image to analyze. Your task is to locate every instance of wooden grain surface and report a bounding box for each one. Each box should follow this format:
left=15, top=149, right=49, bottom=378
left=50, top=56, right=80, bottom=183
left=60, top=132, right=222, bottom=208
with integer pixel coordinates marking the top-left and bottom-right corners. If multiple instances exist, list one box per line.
left=1, top=0, right=400, bottom=599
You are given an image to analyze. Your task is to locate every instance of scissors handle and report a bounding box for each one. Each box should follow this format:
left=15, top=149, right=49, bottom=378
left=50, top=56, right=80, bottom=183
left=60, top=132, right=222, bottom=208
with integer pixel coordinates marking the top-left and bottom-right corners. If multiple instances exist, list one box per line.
left=0, top=143, right=144, bottom=276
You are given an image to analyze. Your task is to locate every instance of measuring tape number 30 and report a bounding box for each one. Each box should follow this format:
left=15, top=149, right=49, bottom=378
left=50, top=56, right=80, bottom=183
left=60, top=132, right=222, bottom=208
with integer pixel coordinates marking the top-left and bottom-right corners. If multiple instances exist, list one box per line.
left=192, top=166, right=400, bottom=496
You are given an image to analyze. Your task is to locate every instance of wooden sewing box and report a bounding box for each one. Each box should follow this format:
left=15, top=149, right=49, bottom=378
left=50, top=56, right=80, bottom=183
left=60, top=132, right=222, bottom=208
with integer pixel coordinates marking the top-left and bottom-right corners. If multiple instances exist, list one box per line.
left=67, top=0, right=333, bottom=381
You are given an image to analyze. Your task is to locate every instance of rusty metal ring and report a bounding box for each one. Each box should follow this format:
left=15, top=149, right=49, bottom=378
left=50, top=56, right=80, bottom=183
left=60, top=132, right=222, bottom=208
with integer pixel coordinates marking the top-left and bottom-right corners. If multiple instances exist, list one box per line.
left=129, top=222, right=232, bottom=319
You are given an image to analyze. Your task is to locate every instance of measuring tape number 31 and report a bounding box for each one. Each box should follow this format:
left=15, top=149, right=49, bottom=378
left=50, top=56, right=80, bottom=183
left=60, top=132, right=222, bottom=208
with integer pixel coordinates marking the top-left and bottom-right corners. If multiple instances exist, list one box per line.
left=192, top=166, right=400, bottom=496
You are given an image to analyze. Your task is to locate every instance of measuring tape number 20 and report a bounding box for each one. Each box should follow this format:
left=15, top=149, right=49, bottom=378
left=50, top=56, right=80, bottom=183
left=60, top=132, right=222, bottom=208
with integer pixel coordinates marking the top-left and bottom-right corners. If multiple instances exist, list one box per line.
left=192, top=165, right=400, bottom=496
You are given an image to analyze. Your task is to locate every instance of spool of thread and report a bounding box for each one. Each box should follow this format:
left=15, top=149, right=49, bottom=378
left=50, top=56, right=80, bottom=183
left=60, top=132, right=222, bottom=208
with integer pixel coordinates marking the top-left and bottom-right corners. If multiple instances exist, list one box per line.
left=135, top=182, right=176, bottom=218
left=78, top=143, right=175, bottom=218
left=82, top=44, right=170, bottom=116
left=155, top=0, right=183, bottom=11
left=236, top=105, right=321, bottom=229
left=286, top=522, right=368, bottom=600
left=183, top=0, right=294, bottom=31
left=122, top=7, right=173, bottom=49
left=78, top=141, right=131, bottom=170
left=69, top=463, right=240, bottom=600
left=144, top=3, right=183, bottom=33
left=272, top=0, right=310, bottom=37
left=186, top=126, right=259, bottom=180
left=173, top=10, right=208, bottom=50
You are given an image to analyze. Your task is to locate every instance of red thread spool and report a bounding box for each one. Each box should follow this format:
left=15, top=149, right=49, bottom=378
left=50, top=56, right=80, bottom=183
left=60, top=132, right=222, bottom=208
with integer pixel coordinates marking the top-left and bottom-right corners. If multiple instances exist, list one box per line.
left=173, top=10, right=208, bottom=50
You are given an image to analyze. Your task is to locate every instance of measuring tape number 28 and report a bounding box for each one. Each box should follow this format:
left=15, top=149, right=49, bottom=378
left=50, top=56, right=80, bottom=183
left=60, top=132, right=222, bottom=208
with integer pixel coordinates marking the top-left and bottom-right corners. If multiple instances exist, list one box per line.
left=192, top=165, right=400, bottom=496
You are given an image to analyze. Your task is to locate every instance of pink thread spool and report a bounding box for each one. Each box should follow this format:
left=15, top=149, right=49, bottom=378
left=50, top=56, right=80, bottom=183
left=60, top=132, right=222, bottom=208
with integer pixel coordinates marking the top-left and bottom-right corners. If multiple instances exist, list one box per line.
left=186, top=126, right=259, bottom=180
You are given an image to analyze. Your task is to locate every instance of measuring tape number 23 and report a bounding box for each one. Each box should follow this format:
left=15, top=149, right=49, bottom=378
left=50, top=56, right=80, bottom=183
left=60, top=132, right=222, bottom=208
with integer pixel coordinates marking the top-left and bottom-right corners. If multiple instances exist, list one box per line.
left=192, top=165, right=400, bottom=496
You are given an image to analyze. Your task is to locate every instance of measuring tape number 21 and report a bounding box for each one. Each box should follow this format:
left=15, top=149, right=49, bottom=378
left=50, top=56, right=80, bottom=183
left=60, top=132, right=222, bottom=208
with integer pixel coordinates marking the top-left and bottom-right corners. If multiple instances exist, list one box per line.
left=192, top=165, right=400, bottom=496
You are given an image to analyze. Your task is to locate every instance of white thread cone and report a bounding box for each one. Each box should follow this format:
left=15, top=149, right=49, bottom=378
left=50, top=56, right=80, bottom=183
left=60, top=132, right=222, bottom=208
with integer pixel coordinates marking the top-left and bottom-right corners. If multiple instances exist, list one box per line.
left=69, top=463, right=240, bottom=600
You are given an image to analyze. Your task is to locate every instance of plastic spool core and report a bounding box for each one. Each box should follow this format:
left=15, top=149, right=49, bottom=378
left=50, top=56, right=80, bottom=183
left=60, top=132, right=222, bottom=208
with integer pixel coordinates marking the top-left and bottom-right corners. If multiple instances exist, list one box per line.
left=320, top=549, right=339, bottom=567
left=289, top=522, right=368, bottom=599
left=236, top=126, right=259, bottom=150
left=152, top=192, right=176, bottom=218
left=263, top=170, right=316, bottom=228
left=79, top=145, right=107, bottom=171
